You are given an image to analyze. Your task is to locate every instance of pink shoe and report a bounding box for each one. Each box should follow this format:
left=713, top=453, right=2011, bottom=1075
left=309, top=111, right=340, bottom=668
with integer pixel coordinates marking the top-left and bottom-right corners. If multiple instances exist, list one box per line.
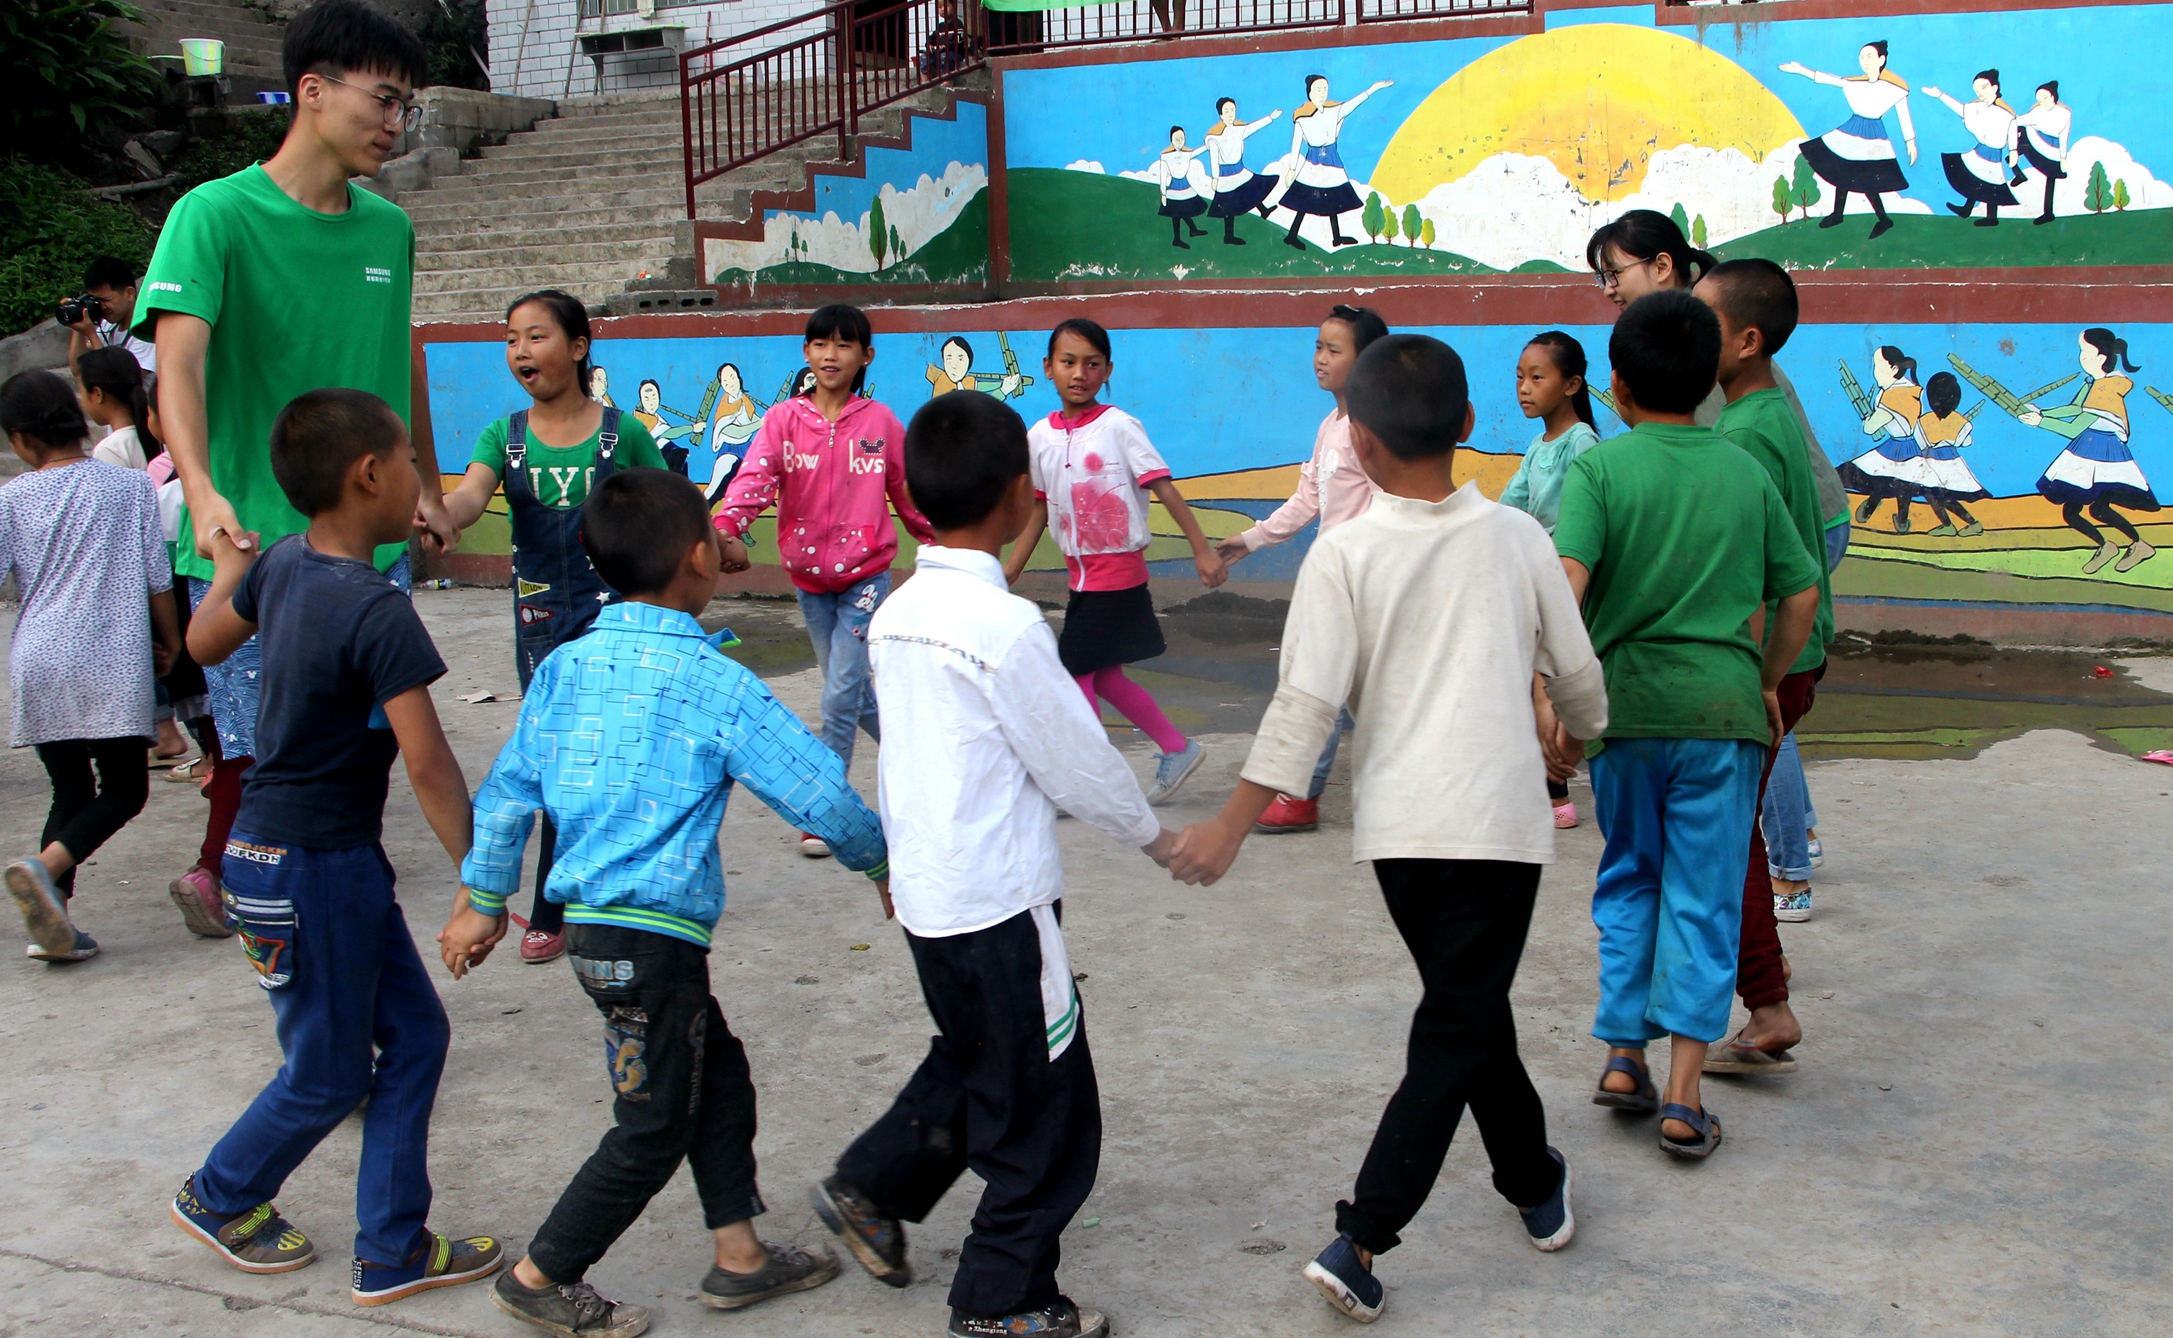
left=1552, top=802, right=1579, bottom=830
left=168, top=867, right=234, bottom=938
left=519, top=928, right=565, bottom=964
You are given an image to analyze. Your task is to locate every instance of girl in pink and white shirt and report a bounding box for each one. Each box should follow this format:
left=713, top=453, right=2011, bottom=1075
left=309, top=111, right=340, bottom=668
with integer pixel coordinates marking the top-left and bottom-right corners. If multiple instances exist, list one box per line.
left=1003, top=317, right=1226, bottom=804
left=1217, top=304, right=1388, bottom=832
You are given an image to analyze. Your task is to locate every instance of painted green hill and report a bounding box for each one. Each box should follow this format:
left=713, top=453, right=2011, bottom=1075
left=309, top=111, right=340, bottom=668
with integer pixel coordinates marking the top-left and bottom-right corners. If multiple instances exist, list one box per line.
left=1714, top=208, right=2172, bottom=269
left=1008, top=167, right=1496, bottom=282
left=710, top=189, right=989, bottom=286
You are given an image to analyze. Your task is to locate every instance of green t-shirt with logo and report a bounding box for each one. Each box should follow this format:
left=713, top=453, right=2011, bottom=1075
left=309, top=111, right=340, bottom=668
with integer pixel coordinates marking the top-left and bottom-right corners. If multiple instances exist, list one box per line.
left=1553, top=421, right=1825, bottom=748
left=135, top=164, right=415, bottom=581
left=1717, top=387, right=1832, bottom=676
left=470, top=414, right=667, bottom=508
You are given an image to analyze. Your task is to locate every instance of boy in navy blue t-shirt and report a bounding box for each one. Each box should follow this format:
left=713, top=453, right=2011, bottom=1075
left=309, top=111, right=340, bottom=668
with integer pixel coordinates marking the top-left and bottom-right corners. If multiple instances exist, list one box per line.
left=169, top=388, right=504, bottom=1308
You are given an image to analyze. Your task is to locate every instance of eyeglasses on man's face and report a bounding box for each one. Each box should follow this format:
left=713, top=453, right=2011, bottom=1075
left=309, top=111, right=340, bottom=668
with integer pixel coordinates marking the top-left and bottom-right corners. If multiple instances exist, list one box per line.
left=319, top=72, right=423, bottom=132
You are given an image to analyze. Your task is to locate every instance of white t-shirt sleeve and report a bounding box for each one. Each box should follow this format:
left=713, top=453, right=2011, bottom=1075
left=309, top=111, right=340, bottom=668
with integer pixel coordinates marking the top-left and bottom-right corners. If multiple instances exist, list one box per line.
left=988, top=617, right=1161, bottom=847
left=1117, top=415, right=1171, bottom=483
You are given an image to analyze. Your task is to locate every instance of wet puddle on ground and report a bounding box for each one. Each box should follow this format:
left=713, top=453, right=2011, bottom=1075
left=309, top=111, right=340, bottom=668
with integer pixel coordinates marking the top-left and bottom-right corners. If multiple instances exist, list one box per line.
left=705, top=591, right=2173, bottom=765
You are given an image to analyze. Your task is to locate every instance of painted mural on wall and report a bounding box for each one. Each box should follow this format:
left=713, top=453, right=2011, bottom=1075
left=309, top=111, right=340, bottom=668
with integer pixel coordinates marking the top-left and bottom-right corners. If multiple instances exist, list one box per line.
left=700, top=101, right=989, bottom=287
left=423, top=317, right=2173, bottom=613
left=1003, top=3, right=2173, bottom=281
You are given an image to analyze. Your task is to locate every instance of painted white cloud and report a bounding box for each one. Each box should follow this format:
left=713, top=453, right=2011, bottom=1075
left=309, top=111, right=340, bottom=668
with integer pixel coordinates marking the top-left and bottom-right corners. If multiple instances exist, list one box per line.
left=1064, top=159, right=1106, bottom=174
left=705, top=161, right=987, bottom=277
left=2048, top=136, right=2173, bottom=213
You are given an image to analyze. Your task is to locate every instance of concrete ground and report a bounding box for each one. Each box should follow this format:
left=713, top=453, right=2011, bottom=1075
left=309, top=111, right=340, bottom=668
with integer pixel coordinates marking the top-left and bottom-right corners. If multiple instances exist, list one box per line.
left=0, top=587, right=2167, bottom=1337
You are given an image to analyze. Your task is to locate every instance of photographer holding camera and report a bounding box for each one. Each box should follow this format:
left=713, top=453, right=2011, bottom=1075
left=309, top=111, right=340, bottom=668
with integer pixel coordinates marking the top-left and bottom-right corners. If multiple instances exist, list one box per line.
left=63, top=257, right=158, bottom=382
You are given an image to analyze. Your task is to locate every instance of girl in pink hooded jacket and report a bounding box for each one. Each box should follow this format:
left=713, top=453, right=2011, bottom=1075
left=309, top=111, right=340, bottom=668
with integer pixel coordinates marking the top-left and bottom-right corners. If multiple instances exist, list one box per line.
left=716, top=305, right=934, bottom=856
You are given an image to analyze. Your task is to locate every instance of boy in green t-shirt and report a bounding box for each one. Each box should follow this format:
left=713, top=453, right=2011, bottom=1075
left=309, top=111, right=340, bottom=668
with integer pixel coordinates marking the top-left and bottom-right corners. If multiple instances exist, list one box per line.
left=1697, top=258, right=1831, bottom=1074
left=1550, top=291, right=1821, bottom=1162
left=133, top=0, right=454, bottom=932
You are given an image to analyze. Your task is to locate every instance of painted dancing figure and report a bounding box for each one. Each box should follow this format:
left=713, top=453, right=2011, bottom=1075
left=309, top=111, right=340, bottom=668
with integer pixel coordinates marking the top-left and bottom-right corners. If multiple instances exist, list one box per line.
left=1836, top=346, right=1931, bottom=532
left=1264, top=74, right=1393, bottom=252
left=1782, top=41, right=1918, bottom=240
left=1152, top=126, right=1212, bottom=249
left=1913, top=372, right=1988, bottom=536
left=1924, top=70, right=2019, bottom=227
left=2011, top=80, right=2071, bottom=225
left=2026, top=328, right=2158, bottom=574
left=1203, top=96, right=1283, bottom=245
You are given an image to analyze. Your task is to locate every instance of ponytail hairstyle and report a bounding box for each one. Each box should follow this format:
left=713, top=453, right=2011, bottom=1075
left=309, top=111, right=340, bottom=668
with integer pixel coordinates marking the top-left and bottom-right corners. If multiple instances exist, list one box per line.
left=1876, top=344, right=1919, bottom=384
left=1584, top=208, right=1715, bottom=288
left=2038, top=80, right=2060, bottom=102
left=805, top=303, right=875, bottom=394
left=76, top=345, right=163, bottom=459
left=1866, top=40, right=1889, bottom=69
left=1526, top=330, right=1596, bottom=428
left=1925, top=370, right=1963, bottom=418
left=1326, top=303, right=1390, bottom=353
left=1048, top=316, right=1113, bottom=362
left=0, top=370, right=91, bottom=457
left=2082, top=327, right=2141, bottom=375
left=506, top=288, right=596, bottom=398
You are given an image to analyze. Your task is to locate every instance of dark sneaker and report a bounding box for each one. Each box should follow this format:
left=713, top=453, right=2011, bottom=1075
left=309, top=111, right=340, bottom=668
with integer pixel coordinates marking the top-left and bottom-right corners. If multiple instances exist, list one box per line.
left=1301, top=1234, right=1383, bottom=1323
left=27, top=929, right=98, bottom=963
left=169, top=1175, right=315, bottom=1274
left=698, top=1241, right=841, bottom=1310
left=351, top=1230, right=504, bottom=1306
left=812, top=1176, right=910, bottom=1287
left=491, top=1270, right=651, bottom=1336
left=948, top=1296, right=1109, bottom=1338
left=1519, top=1146, right=1574, bottom=1252
left=7, top=859, right=77, bottom=958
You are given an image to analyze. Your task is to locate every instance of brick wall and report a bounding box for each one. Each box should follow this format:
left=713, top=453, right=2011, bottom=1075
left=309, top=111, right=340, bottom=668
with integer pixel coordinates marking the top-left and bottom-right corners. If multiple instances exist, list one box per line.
left=488, top=0, right=822, bottom=98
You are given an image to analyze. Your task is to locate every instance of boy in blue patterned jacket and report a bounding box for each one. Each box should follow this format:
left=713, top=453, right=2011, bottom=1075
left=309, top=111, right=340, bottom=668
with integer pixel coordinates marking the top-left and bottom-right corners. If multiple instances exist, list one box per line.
left=439, top=468, right=892, bottom=1337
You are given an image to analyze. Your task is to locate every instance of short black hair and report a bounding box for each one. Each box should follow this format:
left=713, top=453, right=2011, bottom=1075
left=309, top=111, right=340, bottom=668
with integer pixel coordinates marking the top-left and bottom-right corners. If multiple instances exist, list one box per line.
left=82, top=257, right=138, bottom=292
left=1702, top=258, right=1799, bottom=356
left=582, top=468, right=713, bottom=595
left=1609, top=290, right=1721, bottom=416
left=0, top=370, right=90, bottom=450
left=1047, top=317, right=1111, bottom=361
left=269, top=388, right=406, bottom=516
left=1924, top=370, right=1963, bottom=418
left=1345, top=334, right=1470, bottom=462
left=905, top=391, right=1029, bottom=530
left=1326, top=303, right=1390, bottom=352
left=805, top=304, right=873, bottom=394
left=283, top=0, right=425, bottom=96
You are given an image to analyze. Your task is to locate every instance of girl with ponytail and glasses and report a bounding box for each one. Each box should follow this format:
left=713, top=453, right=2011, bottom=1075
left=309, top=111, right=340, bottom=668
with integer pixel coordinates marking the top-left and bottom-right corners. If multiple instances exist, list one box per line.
left=1, top=369, right=180, bottom=964
left=442, top=289, right=670, bottom=963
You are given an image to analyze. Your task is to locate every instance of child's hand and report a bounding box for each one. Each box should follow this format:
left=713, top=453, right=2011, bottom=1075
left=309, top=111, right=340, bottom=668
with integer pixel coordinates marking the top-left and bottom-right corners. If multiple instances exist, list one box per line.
left=1169, top=816, right=1245, bottom=886
left=1545, top=722, right=1585, bottom=780
left=873, top=876, right=894, bottom=920
left=152, top=636, right=178, bottom=677
left=1141, top=826, right=1178, bottom=868
left=1194, top=550, right=1228, bottom=589
left=206, top=526, right=261, bottom=571
left=718, top=533, right=752, bottom=574
left=1763, top=688, right=1785, bottom=750
left=1213, top=536, right=1250, bottom=567
left=437, top=890, right=507, bottom=978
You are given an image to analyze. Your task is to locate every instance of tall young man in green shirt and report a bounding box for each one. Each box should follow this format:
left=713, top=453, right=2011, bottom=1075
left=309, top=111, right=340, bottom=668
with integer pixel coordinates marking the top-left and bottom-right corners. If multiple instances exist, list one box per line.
left=1551, top=291, right=1821, bottom=1162
left=1698, top=259, right=1833, bottom=1075
left=136, top=0, right=456, bottom=939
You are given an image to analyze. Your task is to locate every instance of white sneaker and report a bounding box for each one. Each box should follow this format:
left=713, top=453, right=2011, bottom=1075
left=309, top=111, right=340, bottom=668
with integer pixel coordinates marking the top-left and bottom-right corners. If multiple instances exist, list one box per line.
left=799, top=832, right=831, bottom=859
left=1146, top=739, right=1205, bottom=805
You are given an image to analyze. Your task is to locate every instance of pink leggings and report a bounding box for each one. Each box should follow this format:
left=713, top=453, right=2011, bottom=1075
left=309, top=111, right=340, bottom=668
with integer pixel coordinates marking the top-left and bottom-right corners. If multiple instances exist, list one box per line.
left=1074, top=667, right=1186, bottom=754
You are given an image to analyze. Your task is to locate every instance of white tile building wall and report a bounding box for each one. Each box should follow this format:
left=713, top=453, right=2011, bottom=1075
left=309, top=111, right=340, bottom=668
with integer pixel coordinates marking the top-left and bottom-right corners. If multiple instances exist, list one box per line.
left=488, top=0, right=823, bottom=98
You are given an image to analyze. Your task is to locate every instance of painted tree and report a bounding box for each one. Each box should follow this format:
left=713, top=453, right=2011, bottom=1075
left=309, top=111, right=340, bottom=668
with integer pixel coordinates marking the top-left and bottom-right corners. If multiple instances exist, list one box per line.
left=1420, top=217, right=1436, bottom=250
left=1790, top=155, right=1822, bottom=220
left=869, top=195, right=889, bottom=269
left=1692, top=213, right=1708, bottom=248
left=1401, top=203, right=1422, bottom=247
left=2115, top=179, right=2132, bottom=211
left=1773, top=175, right=1794, bottom=224
left=1669, top=202, right=1690, bottom=237
left=2085, top=161, right=2113, bottom=214
left=1362, top=192, right=1387, bottom=244
left=1381, top=207, right=1399, bottom=245
left=889, top=224, right=904, bottom=264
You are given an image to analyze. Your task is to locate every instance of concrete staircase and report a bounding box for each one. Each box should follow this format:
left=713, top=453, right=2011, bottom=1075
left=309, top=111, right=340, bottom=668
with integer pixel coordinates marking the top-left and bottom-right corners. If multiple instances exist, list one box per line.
left=403, top=80, right=969, bottom=322
left=121, top=0, right=287, bottom=97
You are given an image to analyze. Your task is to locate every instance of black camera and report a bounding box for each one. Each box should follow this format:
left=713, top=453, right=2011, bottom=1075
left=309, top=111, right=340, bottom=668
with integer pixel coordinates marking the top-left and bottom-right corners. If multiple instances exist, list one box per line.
left=56, top=293, right=108, bottom=327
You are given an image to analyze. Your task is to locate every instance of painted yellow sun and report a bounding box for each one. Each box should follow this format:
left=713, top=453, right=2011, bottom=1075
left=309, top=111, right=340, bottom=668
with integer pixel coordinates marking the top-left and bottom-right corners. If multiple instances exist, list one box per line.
left=1371, top=24, right=1804, bottom=205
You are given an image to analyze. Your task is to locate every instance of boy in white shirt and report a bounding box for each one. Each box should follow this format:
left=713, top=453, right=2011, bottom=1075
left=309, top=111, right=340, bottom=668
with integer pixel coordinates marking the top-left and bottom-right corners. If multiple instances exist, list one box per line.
left=1170, top=335, right=1609, bottom=1325
left=812, top=390, right=1176, bottom=1338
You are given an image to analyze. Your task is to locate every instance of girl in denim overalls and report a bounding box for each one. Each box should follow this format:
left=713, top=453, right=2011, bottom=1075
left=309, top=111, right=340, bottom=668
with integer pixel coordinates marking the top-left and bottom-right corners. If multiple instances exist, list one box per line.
left=444, top=289, right=669, bottom=961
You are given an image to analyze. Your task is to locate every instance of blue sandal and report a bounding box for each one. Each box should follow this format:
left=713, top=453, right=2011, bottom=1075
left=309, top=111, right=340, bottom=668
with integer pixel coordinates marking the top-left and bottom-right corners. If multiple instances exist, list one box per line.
left=1658, top=1102, right=1722, bottom=1159
left=1592, top=1055, right=1659, bottom=1114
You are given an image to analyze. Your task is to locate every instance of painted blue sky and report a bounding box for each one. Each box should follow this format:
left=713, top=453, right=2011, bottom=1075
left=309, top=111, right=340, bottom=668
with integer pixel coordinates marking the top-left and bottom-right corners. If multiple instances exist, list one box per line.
left=1005, top=3, right=2173, bottom=217
left=759, top=100, right=985, bottom=229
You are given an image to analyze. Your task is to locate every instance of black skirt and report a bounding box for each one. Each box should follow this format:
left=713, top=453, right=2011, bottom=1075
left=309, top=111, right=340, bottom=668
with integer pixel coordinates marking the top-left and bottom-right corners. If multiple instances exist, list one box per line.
left=2017, top=134, right=2068, bottom=180
left=1800, top=135, right=1909, bottom=195
left=1942, top=153, right=2020, bottom=207
left=1278, top=180, right=1363, bottom=217
left=1058, top=583, right=1165, bottom=677
left=1208, top=172, right=1278, bottom=217
left=1159, top=195, right=1208, bottom=219
left=1837, top=459, right=1922, bottom=499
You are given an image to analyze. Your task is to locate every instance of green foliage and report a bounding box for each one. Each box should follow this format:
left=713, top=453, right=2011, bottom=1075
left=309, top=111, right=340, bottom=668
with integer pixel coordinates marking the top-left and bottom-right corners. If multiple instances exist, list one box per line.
left=869, top=194, right=889, bottom=268
left=420, top=0, right=489, bottom=92
left=1773, top=175, right=1794, bottom=222
left=1400, top=203, right=1421, bottom=247
left=1790, top=155, right=1822, bottom=218
left=1, top=0, right=165, bottom=164
left=2114, top=178, right=2131, bottom=211
left=1361, top=191, right=1386, bottom=243
left=1419, top=217, right=1436, bottom=250
left=2086, top=161, right=2112, bottom=213
left=1380, top=204, right=1398, bottom=244
left=889, top=223, right=903, bottom=262
left=1692, top=213, right=1708, bottom=249
left=1668, top=201, right=1690, bottom=237
left=167, top=107, right=292, bottom=192
left=0, top=157, right=157, bottom=337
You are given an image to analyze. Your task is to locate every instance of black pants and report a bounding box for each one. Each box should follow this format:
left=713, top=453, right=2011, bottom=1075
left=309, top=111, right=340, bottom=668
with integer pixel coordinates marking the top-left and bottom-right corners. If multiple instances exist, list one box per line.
left=526, top=924, right=763, bottom=1284
left=837, top=908, right=1100, bottom=1318
left=35, top=737, right=151, bottom=897
left=528, top=814, right=564, bottom=935
left=1335, top=859, right=1561, bottom=1254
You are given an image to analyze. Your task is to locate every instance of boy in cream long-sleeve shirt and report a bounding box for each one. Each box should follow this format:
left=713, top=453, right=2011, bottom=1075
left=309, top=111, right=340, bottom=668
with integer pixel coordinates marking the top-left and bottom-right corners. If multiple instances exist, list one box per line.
left=1171, top=335, right=1607, bottom=1326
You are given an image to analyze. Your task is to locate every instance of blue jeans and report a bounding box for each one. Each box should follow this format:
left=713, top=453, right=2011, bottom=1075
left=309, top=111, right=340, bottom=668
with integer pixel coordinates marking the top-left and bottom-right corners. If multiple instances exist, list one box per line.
left=796, top=571, right=889, bottom=768
left=196, top=833, right=449, bottom=1265
left=1588, top=738, right=1765, bottom=1046
left=1306, top=707, right=1354, bottom=800
left=189, top=554, right=410, bottom=759
left=1761, top=733, right=1815, bottom=880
